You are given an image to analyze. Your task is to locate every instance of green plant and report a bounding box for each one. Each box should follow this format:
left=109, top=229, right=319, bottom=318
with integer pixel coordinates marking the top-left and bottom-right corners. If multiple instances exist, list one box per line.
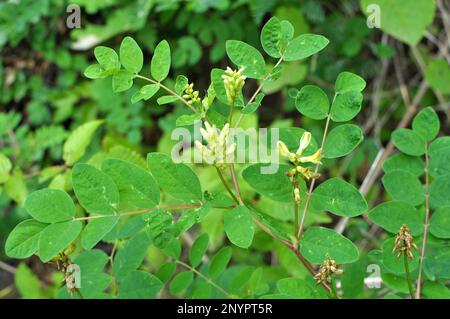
left=4, top=16, right=373, bottom=299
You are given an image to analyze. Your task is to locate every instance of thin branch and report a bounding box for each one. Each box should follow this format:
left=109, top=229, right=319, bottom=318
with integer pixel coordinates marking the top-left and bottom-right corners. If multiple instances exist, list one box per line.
left=215, top=166, right=240, bottom=204
left=297, top=111, right=332, bottom=241
left=416, top=143, right=431, bottom=299
left=234, top=56, right=284, bottom=128
left=0, top=261, right=16, bottom=274
left=404, top=253, right=415, bottom=299
left=175, top=260, right=233, bottom=298
left=134, top=74, right=198, bottom=114
left=73, top=204, right=201, bottom=221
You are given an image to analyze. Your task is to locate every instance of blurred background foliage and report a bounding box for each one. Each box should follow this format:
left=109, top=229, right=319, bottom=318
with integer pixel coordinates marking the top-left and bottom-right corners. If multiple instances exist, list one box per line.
left=0, top=0, right=449, bottom=299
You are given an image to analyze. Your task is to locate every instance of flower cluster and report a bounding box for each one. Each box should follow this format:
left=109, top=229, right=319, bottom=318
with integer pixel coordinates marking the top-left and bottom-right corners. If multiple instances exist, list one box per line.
left=393, top=224, right=418, bottom=260
left=314, top=254, right=344, bottom=284
left=183, top=83, right=201, bottom=106
left=222, top=67, right=246, bottom=105
left=194, top=122, right=236, bottom=168
left=277, top=131, right=322, bottom=181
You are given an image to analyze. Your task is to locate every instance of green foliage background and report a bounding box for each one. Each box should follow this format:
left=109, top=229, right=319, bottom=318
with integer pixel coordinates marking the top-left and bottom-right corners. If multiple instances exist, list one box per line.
left=0, top=0, right=449, bottom=299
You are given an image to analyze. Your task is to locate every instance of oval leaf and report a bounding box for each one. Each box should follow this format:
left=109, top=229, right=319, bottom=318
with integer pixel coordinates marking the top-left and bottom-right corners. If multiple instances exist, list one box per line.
left=147, top=152, right=202, bottom=202
left=224, top=206, right=254, bottom=248
left=310, top=178, right=367, bottom=217
left=72, top=163, right=120, bottom=214
left=299, top=227, right=359, bottom=264
left=25, top=189, right=76, bottom=223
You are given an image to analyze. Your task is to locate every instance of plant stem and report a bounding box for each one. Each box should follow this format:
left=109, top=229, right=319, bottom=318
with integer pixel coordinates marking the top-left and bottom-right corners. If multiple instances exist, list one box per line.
left=404, top=253, right=415, bottom=299
left=134, top=74, right=198, bottom=114
left=175, top=260, right=234, bottom=298
left=234, top=56, right=284, bottom=128
left=329, top=278, right=339, bottom=299
left=73, top=204, right=201, bottom=221
left=229, top=163, right=244, bottom=204
left=416, top=143, right=430, bottom=299
left=297, top=111, right=332, bottom=240
left=215, top=166, right=240, bottom=204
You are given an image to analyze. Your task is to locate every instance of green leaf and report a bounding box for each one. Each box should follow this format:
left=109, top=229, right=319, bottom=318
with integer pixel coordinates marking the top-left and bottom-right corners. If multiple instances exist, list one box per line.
left=4, top=170, right=27, bottom=205
left=412, top=106, right=440, bottom=142
left=224, top=206, right=254, bottom=249
left=0, top=152, right=12, bottom=183
left=94, top=46, right=119, bottom=71
left=381, top=238, right=419, bottom=275
left=225, top=40, right=266, bottom=79
left=430, top=137, right=450, bottom=157
left=25, top=189, right=76, bottom=223
left=15, top=263, right=42, bottom=298
left=84, top=64, right=107, bottom=79
left=392, top=128, right=426, bottom=156
left=383, top=153, right=424, bottom=177
left=81, top=216, right=120, bottom=250
left=283, top=34, right=329, bottom=61
left=211, top=68, right=228, bottom=104
left=335, top=72, right=366, bottom=94
left=143, top=210, right=174, bottom=249
left=102, top=158, right=160, bottom=210
left=242, top=164, right=293, bottom=202
left=112, top=70, right=134, bottom=92
left=63, top=120, right=103, bottom=165
left=430, top=206, right=450, bottom=239
left=360, top=0, right=436, bottom=46
left=422, top=282, right=450, bottom=299
left=39, top=221, right=83, bottom=262
left=382, top=171, right=425, bottom=206
left=323, top=124, right=363, bottom=158
left=119, top=36, right=143, bottom=73
left=310, top=177, right=367, bottom=217
left=330, top=91, right=363, bottom=122
left=151, top=40, right=171, bottom=82
left=118, top=270, right=163, bottom=299
left=430, top=146, right=450, bottom=178
left=189, top=233, right=209, bottom=267
left=260, top=17, right=283, bottom=58
left=276, top=278, right=319, bottom=298
left=209, top=246, right=232, bottom=278
left=157, top=95, right=179, bottom=105
left=169, top=271, right=194, bottom=295
left=156, top=262, right=177, bottom=283
left=131, top=84, right=160, bottom=104
left=176, top=114, right=202, bottom=126
left=424, top=243, right=450, bottom=280
left=241, top=92, right=264, bottom=114
left=424, top=59, right=450, bottom=94
left=430, top=174, right=450, bottom=209
left=299, top=227, right=359, bottom=264
left=72, top=250, right=111, bottom=298
left=5, top=219, right=46, bottom=259
left=147, top=152, right=202, bottom=202
left=295, top=85, right=329, bottom=120
left=368, top=201, right=423, bottom=235
left=72, top=163, right=120, bottom=214
left=113, top=232, right=151, bottom=281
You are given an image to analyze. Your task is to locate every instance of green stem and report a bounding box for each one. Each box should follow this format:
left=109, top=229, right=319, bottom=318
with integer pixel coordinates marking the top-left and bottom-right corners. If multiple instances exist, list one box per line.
left=297, top=111, right=332, bottom=241
left=73, top=204, right=201, bottom=221
left=329, top=278, right=339, bottom=299
left=404, top=253, right=415, bottom=299
left=215, top=166, right=240, bottom=204
left=416, top=143, right=430, bottom=299
left=134, top=74, right=198, bottom=114
left=234, top=56, right=284, bottom=128
left=175, top=260, right=234, bottom=298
